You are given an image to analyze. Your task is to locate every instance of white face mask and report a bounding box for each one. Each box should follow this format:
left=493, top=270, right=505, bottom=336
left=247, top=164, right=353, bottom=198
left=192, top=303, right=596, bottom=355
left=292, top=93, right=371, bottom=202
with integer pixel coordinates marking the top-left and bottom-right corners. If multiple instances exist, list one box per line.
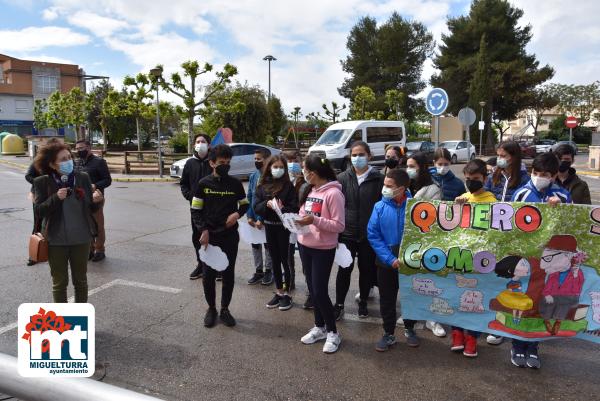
left=531, top=176, right=552, bottom=192
left=271, top=167, right=285, bottom=179
left=194, top=142, right=208, bottom=157
left=436, top=166, right=450, bottom=176
left=406, top=168, right=418, bottom=179
left=303, top=169, right=311, bottom=183
left=497, top=157, right=508, bottom=169
left=381, top=187, right=397, bottom=199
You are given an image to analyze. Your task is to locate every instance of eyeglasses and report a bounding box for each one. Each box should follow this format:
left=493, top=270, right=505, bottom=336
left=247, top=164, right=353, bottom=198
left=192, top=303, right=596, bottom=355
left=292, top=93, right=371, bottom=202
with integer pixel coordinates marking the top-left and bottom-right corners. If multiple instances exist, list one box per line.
left=541, top=251, right=565, bottom=263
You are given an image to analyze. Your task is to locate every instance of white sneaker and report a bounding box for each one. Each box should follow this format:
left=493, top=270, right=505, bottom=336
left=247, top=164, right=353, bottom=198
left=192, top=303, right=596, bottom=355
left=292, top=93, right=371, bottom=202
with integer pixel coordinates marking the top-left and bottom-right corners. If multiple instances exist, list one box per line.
left=354, top=287, right=375, bottom=302
left=301, top=326, right=327, bottom=345
left=426, top=321, right=447, bottom=337
left=486, top=334, right=504, bottom=345
left=322, top=332, right=342, bottom=354
left=396, top=316, right=404, bottom=326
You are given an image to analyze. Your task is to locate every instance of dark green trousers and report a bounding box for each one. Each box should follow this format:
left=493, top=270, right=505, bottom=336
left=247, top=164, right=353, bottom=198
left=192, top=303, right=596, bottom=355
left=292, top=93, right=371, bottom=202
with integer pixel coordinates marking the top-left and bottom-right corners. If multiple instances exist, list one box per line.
left=48, top=243, right=90, bottom=303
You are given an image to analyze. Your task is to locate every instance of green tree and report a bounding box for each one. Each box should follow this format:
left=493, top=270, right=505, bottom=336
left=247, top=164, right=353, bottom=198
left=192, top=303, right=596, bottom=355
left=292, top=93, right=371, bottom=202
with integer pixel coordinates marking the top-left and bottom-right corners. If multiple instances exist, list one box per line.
left=46, top=91, right=68, bottom=129
left=267, top=95, right=287, bottom=140
left=64, top=87, right=87, bottom=141
left=548, top=82, right=600, bottom=127
left=153, top=61, right=238, bottom=152
left=33, top=99, right=48, bottom=133
left=102, top=89, right=136, bottom=146
left=123, top=73, right=154, bottom=152
left=432, top=0, right=554, bottom=135
left=468, top=34, right=493, bottom=147
left=340, top=13, right=434, bottom=121
left=321, top=101, right=346, bottom=123
left=86, top=80, right=113, bottom=151
left=384, top=89, right=405, bottom=120
left=349, top=86, right=376, bottom=119
left=529, top=85, right=559, bottom=136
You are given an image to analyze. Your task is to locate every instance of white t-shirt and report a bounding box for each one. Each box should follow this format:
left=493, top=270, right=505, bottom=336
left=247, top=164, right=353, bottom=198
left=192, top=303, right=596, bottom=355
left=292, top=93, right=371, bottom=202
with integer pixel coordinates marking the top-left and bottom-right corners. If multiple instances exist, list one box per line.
left=356, top=167, right=372, bottom=186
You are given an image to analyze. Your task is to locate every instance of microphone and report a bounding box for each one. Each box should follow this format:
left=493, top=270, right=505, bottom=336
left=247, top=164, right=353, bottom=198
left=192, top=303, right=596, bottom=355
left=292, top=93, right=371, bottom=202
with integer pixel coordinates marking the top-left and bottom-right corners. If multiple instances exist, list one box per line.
left=61, top=175, right=72, bottom=196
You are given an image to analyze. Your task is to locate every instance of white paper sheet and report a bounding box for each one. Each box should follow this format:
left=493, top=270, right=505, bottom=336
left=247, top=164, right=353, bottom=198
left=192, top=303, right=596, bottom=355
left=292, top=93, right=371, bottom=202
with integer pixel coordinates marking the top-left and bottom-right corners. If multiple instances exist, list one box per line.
left=271, top=198, right=311, bottom=235
left=335, top=243, right=353, bottom=268
left=198, top=245, right=229, bottom=271
left=239, top=221, right=267, bottom=244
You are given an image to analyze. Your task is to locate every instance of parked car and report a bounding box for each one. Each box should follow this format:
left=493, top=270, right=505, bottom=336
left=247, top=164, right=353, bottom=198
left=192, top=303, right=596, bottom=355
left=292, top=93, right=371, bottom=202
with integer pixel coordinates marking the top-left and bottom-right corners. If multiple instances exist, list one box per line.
left=406, top=141, right=435, bottom=163
left=551, top=140, right=578, bottom=155
left=438, top=141, right=476, bottom=163
left=518, top=142, right=537, bottom=159
left=535, top=139, right=555, bottom=154
left=308, top=120, right=406, bottom=171
left=169, top=143, right=281, bottom=179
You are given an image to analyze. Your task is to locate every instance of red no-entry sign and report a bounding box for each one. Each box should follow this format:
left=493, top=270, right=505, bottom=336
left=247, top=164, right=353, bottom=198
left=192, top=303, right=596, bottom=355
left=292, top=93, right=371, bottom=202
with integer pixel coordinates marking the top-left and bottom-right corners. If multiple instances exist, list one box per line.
left=565, top=116, right=578, bottom=129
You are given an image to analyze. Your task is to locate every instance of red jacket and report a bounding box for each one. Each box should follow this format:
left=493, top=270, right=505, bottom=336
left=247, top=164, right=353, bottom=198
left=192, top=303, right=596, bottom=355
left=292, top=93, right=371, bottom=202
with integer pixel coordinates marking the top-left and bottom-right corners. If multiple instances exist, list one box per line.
left=542, top=270, right=584, bottom=297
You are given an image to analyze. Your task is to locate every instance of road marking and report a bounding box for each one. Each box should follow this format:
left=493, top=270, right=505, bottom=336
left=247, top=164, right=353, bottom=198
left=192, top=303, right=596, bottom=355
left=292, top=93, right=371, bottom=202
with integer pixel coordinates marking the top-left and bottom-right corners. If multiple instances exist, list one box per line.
left=0, top=322, right=18, bottom=335
left=113, top=279, right=183, bottom=294
left=0, top=279, right=182, bottom=335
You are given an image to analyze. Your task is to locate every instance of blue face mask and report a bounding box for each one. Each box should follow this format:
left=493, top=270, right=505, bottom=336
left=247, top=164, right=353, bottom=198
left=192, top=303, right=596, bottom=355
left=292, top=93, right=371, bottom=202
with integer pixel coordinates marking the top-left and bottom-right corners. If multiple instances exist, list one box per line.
left=58, top=159, right=74, bottom=175
left=288, top=162, right=301, bottom=174
left=351, top=156, right=368, bottom=170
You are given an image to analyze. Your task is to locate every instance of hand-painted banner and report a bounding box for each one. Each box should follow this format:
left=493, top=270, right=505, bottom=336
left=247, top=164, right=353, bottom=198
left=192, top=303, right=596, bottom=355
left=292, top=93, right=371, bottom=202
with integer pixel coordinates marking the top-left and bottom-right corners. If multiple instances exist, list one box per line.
left=399, top=199, right=600, bottom=343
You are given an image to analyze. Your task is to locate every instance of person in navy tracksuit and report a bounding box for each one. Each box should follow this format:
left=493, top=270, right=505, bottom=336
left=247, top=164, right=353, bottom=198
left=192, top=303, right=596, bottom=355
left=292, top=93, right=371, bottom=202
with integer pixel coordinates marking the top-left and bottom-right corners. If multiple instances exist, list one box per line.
left=509, top=152, right=572, bottom=370
left=431, top=148, right=465, bottom=201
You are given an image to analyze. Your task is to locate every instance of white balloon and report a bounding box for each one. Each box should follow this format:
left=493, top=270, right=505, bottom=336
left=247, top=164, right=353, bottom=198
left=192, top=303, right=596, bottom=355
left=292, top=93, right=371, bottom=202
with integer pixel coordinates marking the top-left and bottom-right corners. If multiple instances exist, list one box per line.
left=199, top=245, right=229, bottom=271
left=335, top=243, right=353, bottom=268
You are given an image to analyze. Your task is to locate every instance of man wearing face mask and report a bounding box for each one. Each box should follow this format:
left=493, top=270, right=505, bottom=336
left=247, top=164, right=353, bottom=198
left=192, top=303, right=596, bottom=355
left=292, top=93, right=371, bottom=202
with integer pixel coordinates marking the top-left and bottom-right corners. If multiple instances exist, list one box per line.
left=181, top=134, right=212, bottom=279
left=553, top=144, right=591, bottom=205
left=74, top=140, right=112, bottom=262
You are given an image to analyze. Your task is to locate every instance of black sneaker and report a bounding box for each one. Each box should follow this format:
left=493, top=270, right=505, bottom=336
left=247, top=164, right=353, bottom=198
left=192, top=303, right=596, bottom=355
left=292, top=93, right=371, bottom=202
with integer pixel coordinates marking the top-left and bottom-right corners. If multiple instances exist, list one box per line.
left=190, top=264, right=203, bottom=280
left=88, top=251, right=94, bottom=261
left=266, top=293, right=282, bottom=309
left=91, top=252, right=106, bottom=262
left=303, top=295, right=314, bottom=310
left=358, top=301, right=368, bottom=318
left=334, top=304, right=344, bottom=321
left=278, top=295, right=293, bottom=311
left=247, top=272, right=264, bottom=285
left=204, top=307, right=217, bottom=328
left=216, top=272, right=223, bottom=282
left=220, top=308, right=236, bottom=327
left=27, top=259, right=36, bottom=266
left=262, top=270, right=273, bottom=285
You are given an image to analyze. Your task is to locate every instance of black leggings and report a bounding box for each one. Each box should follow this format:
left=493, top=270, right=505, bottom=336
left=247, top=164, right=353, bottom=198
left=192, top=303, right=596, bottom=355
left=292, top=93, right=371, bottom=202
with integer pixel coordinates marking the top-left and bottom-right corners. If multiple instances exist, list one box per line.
left=298, top=244, right=337, bottom=333
left=335, top=239, right=377, bottom=305
left=377, top=265, right=415, bottom=335
left=202, top=230, right=239, bottom=309
left=265, top=224, right=291, bottom=291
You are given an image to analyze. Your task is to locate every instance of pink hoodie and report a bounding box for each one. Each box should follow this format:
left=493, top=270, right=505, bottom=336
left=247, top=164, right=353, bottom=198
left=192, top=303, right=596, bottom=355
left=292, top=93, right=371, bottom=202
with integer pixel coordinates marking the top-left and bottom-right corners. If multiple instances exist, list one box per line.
left=298, top=181, right=345, bottom=250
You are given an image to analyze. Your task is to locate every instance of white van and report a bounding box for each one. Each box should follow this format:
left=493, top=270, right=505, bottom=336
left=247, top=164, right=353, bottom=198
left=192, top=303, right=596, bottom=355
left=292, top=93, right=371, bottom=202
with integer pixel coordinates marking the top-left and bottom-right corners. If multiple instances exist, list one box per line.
left=308, top=120, right=406, bottom=171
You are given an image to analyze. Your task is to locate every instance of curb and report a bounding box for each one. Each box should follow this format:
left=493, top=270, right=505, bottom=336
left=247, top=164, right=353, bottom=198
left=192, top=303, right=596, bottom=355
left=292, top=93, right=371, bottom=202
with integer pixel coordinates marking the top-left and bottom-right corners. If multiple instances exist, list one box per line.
left=578, top=171, right=600, bottom=178
left=0, top=159, right=178, bottom=182
left=0, top=159, right=27, bottom=170
left=113, top=177, right=179, bottom=182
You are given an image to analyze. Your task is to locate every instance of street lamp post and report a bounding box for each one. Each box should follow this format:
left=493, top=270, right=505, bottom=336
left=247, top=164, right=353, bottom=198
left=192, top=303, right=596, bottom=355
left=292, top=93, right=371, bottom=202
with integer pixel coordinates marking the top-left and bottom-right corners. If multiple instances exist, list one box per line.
left=150, top=67, right=163, bottom=178
left=263, top=55, right=277, bottom=101
left=478, top=101, right=486, bottom=156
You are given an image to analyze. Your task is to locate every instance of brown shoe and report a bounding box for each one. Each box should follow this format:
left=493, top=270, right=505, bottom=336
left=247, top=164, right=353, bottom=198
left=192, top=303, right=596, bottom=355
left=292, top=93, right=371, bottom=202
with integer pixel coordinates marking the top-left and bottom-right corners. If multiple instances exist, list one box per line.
left=552, top=320, right=562, bottom=335
left=543, top=319, right=553, bottom=334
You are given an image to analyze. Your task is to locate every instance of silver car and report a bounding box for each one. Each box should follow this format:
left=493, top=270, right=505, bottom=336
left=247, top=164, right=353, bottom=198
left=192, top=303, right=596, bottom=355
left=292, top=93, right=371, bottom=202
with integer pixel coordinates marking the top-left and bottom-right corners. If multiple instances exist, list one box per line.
left=169, top=143, right=281, bottom=179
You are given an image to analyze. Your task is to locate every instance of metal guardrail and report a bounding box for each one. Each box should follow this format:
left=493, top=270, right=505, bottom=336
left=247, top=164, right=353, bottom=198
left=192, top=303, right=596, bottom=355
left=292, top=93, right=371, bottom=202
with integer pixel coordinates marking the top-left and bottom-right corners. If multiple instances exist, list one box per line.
left=0, top=353, right=163, bottom=401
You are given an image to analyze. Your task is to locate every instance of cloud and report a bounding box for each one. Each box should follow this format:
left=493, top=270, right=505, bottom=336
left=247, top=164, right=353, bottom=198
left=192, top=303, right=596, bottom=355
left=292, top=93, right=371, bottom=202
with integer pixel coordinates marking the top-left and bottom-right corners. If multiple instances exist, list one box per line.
left=513, top=0, right=600, bottom=85
left=14, top=54, right=75, bottom=65
left=42, top=7, right=59, bottom=21
left=66, top=11, right=129, bottom=38
left=0, top=26, right=90, bottom=52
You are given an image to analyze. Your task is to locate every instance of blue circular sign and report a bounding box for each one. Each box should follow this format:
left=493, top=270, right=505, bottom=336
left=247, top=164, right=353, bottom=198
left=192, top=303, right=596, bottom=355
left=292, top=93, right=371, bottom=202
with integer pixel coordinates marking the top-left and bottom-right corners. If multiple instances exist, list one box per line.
left=426, top=88, right=449, bottom=116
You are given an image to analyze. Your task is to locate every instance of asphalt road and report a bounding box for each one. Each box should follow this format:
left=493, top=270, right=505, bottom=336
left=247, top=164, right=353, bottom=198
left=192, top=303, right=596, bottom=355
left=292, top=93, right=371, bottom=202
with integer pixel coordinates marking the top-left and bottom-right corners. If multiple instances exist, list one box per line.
left=0, top=160, right=599, bottom=401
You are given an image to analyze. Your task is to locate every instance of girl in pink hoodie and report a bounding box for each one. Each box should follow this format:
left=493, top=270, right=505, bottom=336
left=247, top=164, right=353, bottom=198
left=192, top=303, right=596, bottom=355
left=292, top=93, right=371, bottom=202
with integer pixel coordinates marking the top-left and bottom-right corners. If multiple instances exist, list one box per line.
left=296, top=155, right=345, bottom=354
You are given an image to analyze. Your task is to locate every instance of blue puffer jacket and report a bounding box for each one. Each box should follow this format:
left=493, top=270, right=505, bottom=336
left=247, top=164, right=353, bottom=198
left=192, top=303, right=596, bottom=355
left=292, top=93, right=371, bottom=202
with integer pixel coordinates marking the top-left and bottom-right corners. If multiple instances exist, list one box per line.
left=246, top=169, right=262, bottom=221
left=367, top=194, right=410, bottom=268
left=432, top=170, right=465, bottom=201
left=484, top=166, right=530, bottom=201
left=511, top=180, right=572, bottom=204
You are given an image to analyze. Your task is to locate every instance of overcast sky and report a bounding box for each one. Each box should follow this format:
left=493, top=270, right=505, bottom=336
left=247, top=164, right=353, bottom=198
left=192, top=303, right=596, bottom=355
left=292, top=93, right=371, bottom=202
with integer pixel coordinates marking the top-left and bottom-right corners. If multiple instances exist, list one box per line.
left=1, top=0, right=598, bottom=118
